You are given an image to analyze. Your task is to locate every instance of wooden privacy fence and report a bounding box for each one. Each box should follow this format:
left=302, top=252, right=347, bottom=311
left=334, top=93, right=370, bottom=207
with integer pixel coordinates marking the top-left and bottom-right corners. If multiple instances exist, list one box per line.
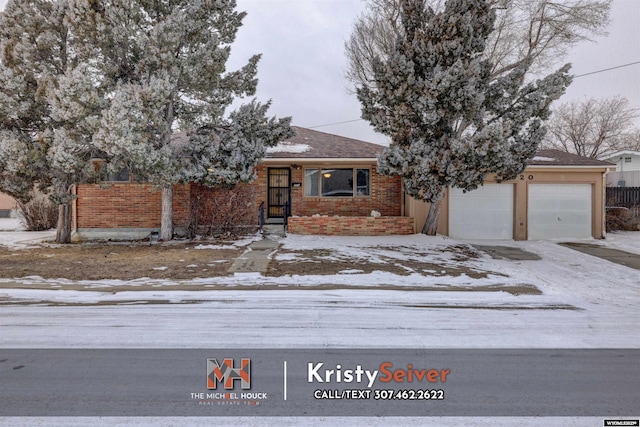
left=607, top=187, right=640, bottom=208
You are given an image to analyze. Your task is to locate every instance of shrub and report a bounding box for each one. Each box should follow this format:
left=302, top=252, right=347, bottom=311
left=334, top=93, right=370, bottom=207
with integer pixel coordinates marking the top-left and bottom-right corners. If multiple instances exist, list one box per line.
left=606, top=205, right=640, bottom=232
left=186, top=184, right=259, bottom=238
left=18, top=191, right=58, bottom=231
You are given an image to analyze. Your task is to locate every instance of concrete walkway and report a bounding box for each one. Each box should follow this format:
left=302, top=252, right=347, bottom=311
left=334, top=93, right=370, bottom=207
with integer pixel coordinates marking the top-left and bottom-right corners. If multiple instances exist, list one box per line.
left=227, top=225, right=284, bottom=274
left=559, top=242, right=640, bottom=270
left=227, top=239, right=279, bottom=274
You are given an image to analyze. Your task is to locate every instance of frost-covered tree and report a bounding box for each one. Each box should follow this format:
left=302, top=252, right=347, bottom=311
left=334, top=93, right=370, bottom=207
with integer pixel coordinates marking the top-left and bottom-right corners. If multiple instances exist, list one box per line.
left=357, top=0, right=572, bottom=234
left=68, top=0, right=292, bottom=240
left=1, top=0, right=292, bottom=242
left=0, top=0, right=91, bottom=243
left=47, top=64, right=105, bottom=243
left=346, top=0, right=611, bottom=90
left=543, top=97, right=639, bottom=158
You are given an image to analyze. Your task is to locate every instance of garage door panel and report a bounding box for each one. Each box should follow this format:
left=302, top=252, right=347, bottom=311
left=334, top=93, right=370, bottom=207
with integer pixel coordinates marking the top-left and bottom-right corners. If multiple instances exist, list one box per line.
left=528, top=184, right=592, bottom=239
left=529, top=198, right=591, bottom=211
left=449, top=185, right=514, bottom=239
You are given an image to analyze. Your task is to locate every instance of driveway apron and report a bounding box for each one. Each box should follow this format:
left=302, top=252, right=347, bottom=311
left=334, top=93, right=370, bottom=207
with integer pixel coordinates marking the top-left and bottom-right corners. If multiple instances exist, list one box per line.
left=559, top=242, right=640, bottom=270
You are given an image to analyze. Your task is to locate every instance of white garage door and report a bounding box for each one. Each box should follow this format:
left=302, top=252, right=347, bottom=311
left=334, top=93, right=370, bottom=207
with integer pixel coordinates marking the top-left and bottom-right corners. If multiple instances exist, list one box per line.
left=528, top=184, right=592, bottom=239
left=449, top=185, right=514, bottom=239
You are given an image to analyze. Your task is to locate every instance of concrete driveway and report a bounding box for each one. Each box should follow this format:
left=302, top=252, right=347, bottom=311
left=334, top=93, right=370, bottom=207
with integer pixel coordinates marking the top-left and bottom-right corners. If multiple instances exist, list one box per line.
left=559, top=242, right=640, bottom=270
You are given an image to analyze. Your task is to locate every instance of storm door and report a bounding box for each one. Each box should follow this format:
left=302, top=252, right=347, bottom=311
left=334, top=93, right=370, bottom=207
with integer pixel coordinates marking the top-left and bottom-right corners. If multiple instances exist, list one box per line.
left=267, top=168, right=291, bottom=220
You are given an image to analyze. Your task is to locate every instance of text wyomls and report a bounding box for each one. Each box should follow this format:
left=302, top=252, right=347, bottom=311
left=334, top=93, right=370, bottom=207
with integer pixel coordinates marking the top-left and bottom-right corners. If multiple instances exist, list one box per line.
left=307, top=362, right=450, bottom=388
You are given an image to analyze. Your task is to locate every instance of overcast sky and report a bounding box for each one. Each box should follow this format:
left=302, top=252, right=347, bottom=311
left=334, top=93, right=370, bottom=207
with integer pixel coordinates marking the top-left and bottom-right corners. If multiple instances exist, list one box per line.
left=1, top=0, right=638, bottom=145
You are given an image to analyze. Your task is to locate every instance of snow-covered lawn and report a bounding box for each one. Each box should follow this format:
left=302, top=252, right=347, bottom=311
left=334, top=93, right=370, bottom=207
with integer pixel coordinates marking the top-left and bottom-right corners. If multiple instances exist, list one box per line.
left=0, top=218, right=56, bottom=248
left=1, top=224, right=638, bottom=349
left=1, top=221, right=638, bottom=426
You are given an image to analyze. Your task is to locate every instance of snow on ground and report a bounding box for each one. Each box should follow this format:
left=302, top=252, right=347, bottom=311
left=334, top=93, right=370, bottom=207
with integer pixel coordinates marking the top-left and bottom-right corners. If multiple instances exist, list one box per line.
left=1, top=220, right=638, bottom=425
left=194, top=233, right=262, bottom=249
left=0, top=217, right=23, bottom=231
left=0, top=227, right=638, bottom=349
left=0, top=218, right=56, bottom=249
left=599, top=230, right=640, bottom=254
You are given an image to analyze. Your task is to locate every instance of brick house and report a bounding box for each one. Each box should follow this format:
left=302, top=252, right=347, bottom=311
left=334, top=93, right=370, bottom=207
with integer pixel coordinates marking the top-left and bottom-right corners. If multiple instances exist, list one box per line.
left=72, top=128, right=613, bottom=241
left=72, top=127, right=413, bottom=240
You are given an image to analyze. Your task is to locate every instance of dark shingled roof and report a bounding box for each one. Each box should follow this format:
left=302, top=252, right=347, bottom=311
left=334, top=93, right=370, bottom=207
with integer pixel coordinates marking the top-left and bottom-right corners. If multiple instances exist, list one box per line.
left=265, top=126, right=385, bottom=159
left=177, top=127, right=613, bottom=167
left=528, top=149, right=615, bottom=167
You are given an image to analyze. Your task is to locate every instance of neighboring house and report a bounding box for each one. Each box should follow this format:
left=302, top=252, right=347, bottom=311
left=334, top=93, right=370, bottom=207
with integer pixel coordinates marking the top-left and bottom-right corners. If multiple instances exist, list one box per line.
left=72, top=129, right=613, bottom=240
left=598, top=151, right=640, bottom=187
left=0, top=192, right=18, bottom=218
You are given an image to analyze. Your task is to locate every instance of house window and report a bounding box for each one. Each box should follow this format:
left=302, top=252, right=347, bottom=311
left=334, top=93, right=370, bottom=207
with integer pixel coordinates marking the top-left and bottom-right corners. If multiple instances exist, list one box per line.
left=103, top=168, right=131, bottom=182
left=304, top=168, right=370, bottom=197
left=625, top=157, right=632, bottom=163
left=356, top=169, right=370, bottom=196
left=304, top=169, right=320, bottom=196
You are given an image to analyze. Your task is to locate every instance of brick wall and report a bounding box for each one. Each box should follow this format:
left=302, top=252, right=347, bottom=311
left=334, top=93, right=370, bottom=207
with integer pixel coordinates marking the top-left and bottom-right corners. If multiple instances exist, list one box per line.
left=76, top=183, right=190, bottom=229
left=254, top=164, right=402, bottom=218
left=76, top=163, right=405, bottom=233
left=288, top=216, right=414, bottom=236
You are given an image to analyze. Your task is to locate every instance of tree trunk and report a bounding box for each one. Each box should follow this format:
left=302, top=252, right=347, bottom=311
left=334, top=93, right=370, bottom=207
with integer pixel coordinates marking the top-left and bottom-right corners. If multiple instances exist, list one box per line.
left=55, top=203, right=72, bottom=244
left=160, top=185, right=173, bottom=241
left=421, top=190, right=445, bottom=235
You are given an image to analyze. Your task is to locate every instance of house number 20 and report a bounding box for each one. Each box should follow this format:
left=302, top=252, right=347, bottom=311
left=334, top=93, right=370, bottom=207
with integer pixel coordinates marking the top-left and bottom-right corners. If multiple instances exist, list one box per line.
left=520, top=174, right=534, bottom=180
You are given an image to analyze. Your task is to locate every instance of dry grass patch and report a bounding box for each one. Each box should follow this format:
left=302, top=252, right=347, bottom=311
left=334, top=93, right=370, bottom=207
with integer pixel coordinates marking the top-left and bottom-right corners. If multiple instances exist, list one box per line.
left=0, top=242, right=242, bottom=280
left=268, top=244, right=503, bottom=279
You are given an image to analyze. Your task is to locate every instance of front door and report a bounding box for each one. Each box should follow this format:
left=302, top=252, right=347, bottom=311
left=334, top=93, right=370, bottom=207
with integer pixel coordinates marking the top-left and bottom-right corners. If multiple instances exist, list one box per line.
left=267, top=168, right=291, bottom=221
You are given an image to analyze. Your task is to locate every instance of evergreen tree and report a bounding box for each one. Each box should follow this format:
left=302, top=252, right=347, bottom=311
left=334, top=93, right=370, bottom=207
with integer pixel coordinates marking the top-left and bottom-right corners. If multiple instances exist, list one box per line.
left=0, top=0, right=86, bottom=243
left=67, top=0, right=292, bottom=241
left=0, top=0, right=292, bottom=242
left=357, top=0, right=572, bottom=234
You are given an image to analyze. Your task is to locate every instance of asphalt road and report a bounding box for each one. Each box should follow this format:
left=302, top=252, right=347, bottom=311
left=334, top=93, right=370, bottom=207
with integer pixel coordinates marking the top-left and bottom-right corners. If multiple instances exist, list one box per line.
left=1, top=349, right=638, bottom=417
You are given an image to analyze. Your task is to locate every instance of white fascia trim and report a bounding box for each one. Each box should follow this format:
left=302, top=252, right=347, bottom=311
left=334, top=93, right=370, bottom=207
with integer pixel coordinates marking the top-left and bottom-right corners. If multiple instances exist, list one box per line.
left=599, top=150, right=640, bottom=160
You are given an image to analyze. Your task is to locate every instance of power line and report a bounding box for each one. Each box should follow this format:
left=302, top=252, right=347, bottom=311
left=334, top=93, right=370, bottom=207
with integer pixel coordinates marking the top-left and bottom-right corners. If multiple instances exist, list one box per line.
left=308, top=61, right=640, bottom=130
left=573, top=61, right=640, bottom=78
left=307, top=118, right=363, bottom=129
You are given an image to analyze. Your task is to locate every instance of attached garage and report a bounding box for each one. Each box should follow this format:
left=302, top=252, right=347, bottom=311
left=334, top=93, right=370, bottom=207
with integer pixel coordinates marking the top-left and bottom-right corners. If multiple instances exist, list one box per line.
left=449, top=184, right=514, bottom=239
left=527, top=184, right=592, bottom=239
left=404, top=149, right=614, bottom=240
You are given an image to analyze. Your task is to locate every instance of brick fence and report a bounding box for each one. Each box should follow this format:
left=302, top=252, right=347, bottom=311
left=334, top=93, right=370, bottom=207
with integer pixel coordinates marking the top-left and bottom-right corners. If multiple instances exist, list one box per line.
left=287, top=216, right=415, bottom=236
left=75, top=183, right=190, bottom=229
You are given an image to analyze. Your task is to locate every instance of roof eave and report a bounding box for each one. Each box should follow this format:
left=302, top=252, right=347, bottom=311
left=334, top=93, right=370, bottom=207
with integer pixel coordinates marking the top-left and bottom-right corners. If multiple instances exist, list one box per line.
left=599, top=150, right=640, bottom=160
left=262, top=157, right=378, bottom=164
left=527, top=164, right=614, bottom=171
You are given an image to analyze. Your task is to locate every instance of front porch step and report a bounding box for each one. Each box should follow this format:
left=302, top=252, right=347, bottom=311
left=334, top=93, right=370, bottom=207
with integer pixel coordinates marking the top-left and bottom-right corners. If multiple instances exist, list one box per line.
left=261, top=223, right=286, bottom=238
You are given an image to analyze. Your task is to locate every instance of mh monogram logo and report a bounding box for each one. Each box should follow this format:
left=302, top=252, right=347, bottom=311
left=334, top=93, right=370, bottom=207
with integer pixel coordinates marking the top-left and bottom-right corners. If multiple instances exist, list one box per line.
left=207, top=358, right=251, bottom=390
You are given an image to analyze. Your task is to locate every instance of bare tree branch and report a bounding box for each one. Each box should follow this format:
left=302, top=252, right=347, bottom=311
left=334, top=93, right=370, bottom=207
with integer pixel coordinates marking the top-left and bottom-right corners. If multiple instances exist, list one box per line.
left=543, top=97, right=640, bottom=158
left=345, top=0, right=612, bottom=92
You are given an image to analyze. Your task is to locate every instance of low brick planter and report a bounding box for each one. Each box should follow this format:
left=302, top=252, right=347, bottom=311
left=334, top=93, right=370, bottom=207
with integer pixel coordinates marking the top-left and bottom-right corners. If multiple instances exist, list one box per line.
left=287, top=216, right=414, bottom=236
